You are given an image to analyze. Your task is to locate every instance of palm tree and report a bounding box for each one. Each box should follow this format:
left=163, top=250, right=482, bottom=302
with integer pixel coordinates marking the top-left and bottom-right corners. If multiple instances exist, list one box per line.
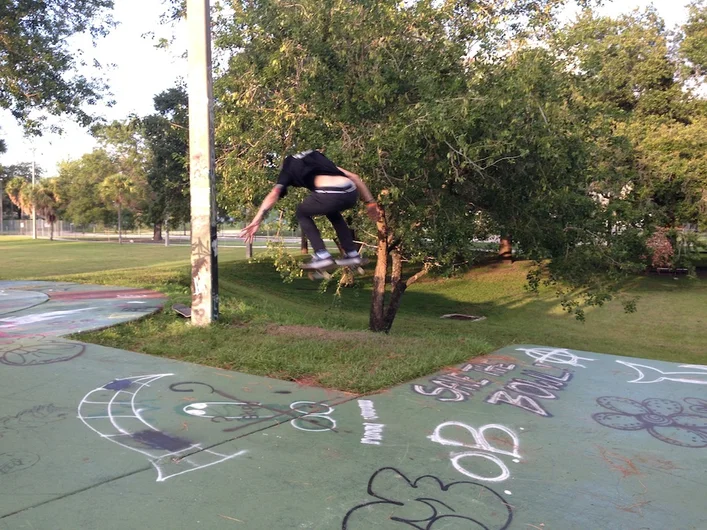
left=100, top=173, right=139, bottom=244
left=33, top=180, right=61, bottom=240
left=5, top=177, right=32, bottom=218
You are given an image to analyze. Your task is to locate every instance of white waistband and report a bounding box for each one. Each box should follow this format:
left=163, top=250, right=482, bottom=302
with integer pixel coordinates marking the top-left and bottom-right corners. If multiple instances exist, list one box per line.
left=314, top=183, right=357, bottom=194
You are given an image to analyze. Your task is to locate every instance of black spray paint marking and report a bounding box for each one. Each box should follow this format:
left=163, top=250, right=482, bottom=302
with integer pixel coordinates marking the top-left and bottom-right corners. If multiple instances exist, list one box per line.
left=0, top=340, right=86, bottom=366
left=104, top=379, right=134, bottom=391
left=0, top=404, right=70, bottom=437
left=341, top=467, right=512, bottom=530
left=131, top=430, right=193, bottom=452
left=0, top=452, right=40, bottom=474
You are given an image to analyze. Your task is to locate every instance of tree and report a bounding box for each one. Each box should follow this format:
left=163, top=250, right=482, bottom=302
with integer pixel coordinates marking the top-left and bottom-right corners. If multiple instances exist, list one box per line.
left=1, top=163, right=36, bottom=219
left=5, top=176, right=32, bottom=218
left=681, top=0, right=707, bottom=77
left=557, top=7, right=706, bottom=264
left=0, top=0, right=115, bottom=134
left=140, top=86, right=190, bottom=240
left=55, top=150, right=117, bottom=227
left=215, top=0, right=668, bottom=329
left=32, top=179, right=61, bottom=240
left=100, top=172, right=139, bottom=243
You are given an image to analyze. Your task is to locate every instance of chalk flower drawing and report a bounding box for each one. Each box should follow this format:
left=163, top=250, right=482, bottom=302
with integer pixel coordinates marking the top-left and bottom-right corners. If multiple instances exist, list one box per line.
left=341, top=467, right=512, bottom=529
left=592, top=397, right=707, bottom=448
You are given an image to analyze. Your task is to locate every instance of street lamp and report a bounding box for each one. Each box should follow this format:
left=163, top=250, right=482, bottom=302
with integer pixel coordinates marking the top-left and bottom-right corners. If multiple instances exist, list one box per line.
left=31, top=147, right=37, bottom=239
left=0, top=176, right=4, bottom=235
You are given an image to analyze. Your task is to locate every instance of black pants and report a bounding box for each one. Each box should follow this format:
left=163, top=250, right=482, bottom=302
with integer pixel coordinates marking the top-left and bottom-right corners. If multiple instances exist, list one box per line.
left=296, top=189, right=358, bottom=254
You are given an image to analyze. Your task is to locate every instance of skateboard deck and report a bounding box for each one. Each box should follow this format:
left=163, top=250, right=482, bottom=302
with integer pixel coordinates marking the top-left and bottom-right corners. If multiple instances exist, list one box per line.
left=304, top=258, right=368, bottom=281
left=173, top=303, right=192, bottom=318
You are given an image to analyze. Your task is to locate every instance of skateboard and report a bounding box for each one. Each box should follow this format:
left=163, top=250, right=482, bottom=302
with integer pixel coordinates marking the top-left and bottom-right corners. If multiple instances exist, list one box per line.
left=173, top=303, right=192, bottom=318
left=303, top=258, right=369, bottom=281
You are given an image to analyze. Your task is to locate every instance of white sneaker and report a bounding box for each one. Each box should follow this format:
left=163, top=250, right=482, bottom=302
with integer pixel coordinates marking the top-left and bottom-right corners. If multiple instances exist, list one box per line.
left=336, top=253, right=368, bottom=267
left=301, top=253, right=335, bottom=270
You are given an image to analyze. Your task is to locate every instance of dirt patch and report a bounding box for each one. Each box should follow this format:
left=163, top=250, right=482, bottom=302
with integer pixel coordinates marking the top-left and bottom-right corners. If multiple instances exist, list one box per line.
left=265, top=324, right=378, bottom=342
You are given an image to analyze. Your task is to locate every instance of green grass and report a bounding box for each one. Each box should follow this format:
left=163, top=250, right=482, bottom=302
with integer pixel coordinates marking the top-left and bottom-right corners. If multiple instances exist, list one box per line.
left=1, top=236, right=705, bottom=393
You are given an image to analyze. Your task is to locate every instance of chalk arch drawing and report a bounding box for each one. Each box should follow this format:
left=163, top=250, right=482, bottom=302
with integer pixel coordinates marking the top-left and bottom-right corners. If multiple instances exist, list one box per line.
left=78, top=374, right=247, bottom=482
left=616, top=360, right=707, bottom=385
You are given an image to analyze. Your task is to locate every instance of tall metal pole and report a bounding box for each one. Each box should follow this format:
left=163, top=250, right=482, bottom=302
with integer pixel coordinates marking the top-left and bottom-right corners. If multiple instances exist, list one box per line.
left=187, top=0, right=219, bottom=325
left=31, top=155, right=37, bottom=240
left=0, top=178, right=4, bottom=235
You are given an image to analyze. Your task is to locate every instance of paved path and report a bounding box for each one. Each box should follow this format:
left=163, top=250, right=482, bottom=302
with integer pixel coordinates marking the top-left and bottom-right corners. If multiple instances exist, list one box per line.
left=0, top=281, right=705, bottom=529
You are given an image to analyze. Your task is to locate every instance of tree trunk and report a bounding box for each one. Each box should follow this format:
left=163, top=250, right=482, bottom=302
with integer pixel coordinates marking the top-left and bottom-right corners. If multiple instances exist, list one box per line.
left=369, top=210, right=389, bottom=331
left=246, top=242, right=253, bottom=259
left=50, top=221, right=54, bottom=241
left=499, top=235, right=512, bottom=263
left=153, top=222, right=163, bottom=242
left=300, top=233, right=308, bottom=254
left=368, top=206, right=431, bottom=332
left=118, top=204, right=122, bottom=245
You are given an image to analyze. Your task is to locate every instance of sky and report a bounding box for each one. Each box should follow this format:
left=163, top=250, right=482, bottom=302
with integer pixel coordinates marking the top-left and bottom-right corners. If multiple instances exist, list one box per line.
left=0, top=0, right=696, bottom=178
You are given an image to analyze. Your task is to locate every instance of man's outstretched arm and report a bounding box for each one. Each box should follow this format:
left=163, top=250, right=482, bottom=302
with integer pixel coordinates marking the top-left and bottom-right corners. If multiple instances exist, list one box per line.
left=239, top=186, right=281, bottom=244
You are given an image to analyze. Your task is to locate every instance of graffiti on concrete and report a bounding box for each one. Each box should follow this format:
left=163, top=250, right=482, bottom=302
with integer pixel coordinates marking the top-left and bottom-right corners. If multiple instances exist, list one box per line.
left=592, top=396, right=707, bottom=448
left=182, top=399, right=338, bottom=433
left=429, top=422, right=521, bottom=483
left=0, top=452, right=40, bottom=475
left=289, top=401, right=337, bottom=432
left=184, top=401, right=277, bottom=423
left=78, top=374, right=247, bottom=482
left=517, top=347, right=595, bottom=368
left=411, top=354, right=575, bottom=418
left=0, top=339, right=86, bottom=366
left=412, top=373, right=491, bottom=402
left=616, top=360, right=707, bottom=385
left=358, top=400, right=385, bottom=446
left=172, top=381, right=338, bottom=433
left=0, top=404, right=69, bottom=437
left=485, top=369, right=573, bottom=418
left=341, top=467, right=513, bottom=529
left=0, top=307, right=96, bottom=329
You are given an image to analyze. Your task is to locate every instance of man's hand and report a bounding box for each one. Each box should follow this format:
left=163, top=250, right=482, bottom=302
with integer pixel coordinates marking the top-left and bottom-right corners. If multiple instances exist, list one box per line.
left=239, top=220, right=261, bottom=244
left=365, top=202, right=380, bottom=223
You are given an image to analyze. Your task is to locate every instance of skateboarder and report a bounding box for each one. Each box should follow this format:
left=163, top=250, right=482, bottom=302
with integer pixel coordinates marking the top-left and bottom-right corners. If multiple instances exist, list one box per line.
left=239, top=150, right=379, bottom=270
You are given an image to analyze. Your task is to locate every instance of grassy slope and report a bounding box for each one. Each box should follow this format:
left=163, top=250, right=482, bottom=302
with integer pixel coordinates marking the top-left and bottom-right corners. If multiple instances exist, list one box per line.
left=2, top=237, right=705, bottom=393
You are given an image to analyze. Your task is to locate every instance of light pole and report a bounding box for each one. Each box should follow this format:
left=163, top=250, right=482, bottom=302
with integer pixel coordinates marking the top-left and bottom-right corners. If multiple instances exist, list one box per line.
left=0, top=177, right=4, bottom=235
left=31, top=148, right=37, bottom=239
left=187, top=0, right=219, bottom=325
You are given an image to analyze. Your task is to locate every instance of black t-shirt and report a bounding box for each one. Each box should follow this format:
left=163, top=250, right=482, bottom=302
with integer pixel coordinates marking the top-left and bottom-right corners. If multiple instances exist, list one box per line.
left=275, top=150, right=345, bottom=198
